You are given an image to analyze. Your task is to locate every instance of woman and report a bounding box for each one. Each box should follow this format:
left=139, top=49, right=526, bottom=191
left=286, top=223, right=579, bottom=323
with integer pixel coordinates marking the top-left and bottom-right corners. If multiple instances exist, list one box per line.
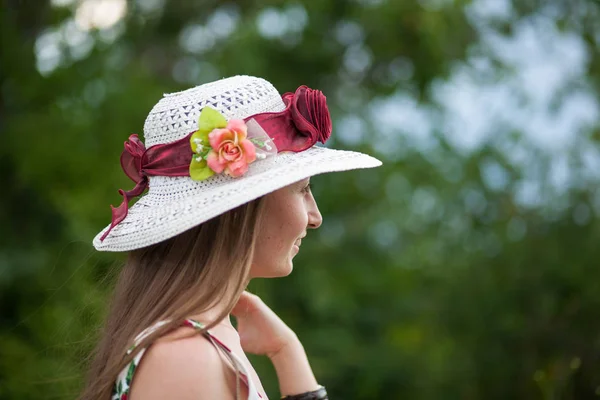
left=81, top=75, right=381, bottom=400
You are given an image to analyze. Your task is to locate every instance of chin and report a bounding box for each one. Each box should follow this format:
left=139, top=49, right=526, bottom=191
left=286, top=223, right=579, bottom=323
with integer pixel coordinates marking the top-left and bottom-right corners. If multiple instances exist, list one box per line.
left=270, top=262, right=294, bottom=278
left=250, top=261, right=294, bottom=278
left=279, top=262, right=294, bottom=277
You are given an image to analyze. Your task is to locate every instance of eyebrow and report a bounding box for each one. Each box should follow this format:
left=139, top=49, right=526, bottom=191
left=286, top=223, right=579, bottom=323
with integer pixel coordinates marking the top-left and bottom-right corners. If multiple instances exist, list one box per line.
left=296, top=179, right=310, bottom=188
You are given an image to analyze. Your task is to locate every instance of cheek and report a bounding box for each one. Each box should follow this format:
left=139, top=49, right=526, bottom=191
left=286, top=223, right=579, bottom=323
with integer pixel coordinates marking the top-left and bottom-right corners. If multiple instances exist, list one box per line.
left=256, top=227, right=286, bottom=253
left=252, top=218, right=286, bottom=263
left=250, top=197, right=307, bottom=276
left=278, top=203, right=307, bottom=241
left=251, top=230, right=292, bottom=277
left=266, top=199, right=306, bottom=238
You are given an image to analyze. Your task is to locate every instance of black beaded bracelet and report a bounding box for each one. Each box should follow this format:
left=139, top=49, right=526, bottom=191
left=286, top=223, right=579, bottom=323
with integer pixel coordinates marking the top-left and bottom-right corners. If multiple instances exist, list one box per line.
left=281, top=385, right=328, bottom=400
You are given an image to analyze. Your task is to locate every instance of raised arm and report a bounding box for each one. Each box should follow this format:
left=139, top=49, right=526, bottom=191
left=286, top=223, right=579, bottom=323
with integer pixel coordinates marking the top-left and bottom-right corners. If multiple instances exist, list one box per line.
left=231, top=291, right=325, bottom=398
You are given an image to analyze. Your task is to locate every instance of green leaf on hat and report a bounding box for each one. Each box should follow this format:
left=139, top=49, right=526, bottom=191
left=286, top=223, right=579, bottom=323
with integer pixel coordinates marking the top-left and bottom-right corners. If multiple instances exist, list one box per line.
left=190, top=107, right=227, bottom=153
left=198, top=106, right=227, bottom=136
left=189, top=157, right=215, bottom=181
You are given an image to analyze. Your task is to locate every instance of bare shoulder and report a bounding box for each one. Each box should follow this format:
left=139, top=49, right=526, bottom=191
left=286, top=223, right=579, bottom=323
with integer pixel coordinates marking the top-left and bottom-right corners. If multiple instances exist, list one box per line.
left=129, top=326, right=241, bottom=400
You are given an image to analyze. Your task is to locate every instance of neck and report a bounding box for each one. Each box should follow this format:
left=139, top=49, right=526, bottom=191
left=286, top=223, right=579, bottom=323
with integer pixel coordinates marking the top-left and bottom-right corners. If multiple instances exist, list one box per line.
left=188, top=279, right=251, bottom=330
left=188, top=292, right=243, bottom=331
left=191, top=309, right=235, bottom=328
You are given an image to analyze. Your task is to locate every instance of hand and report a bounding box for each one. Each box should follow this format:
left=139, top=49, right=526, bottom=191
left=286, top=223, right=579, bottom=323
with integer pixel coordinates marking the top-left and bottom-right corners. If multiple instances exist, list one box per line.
left=231, top=291, right=298, bottom=359
left=232, top=291, right=320, bottom=396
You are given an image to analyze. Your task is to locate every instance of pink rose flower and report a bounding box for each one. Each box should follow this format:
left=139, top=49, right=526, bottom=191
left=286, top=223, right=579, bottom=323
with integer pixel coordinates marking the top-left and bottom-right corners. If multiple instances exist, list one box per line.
left=206, top=119, right=257, bottom=177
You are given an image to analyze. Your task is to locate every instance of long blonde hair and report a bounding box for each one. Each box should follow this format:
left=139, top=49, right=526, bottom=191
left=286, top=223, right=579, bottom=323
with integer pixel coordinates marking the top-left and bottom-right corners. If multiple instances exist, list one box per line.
left=80, top=198, right=265, bottom=400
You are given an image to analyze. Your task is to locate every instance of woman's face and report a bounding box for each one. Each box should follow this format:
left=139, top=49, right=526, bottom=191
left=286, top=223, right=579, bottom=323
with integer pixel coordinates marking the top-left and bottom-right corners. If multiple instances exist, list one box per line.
left=250, top=178, right=322, bottom=278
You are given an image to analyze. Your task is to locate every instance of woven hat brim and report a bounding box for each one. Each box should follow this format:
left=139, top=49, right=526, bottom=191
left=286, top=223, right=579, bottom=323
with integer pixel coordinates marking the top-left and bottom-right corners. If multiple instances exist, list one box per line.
left=93, top=146, right=381, bottom=252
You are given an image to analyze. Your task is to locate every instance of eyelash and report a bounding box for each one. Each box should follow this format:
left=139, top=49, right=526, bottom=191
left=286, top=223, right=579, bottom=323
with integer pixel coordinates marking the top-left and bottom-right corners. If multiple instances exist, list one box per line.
left=302, top=183, right=312, bottom=193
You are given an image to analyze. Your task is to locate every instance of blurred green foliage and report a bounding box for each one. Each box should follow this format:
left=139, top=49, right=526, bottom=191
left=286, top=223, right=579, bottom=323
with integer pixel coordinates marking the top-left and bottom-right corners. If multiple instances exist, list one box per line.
left=2, top=0, right=600, bottom=398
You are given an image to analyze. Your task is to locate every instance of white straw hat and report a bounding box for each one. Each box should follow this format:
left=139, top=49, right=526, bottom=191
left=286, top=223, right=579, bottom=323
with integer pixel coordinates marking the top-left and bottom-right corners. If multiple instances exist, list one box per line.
left=93, top=75, right=381, bottom=252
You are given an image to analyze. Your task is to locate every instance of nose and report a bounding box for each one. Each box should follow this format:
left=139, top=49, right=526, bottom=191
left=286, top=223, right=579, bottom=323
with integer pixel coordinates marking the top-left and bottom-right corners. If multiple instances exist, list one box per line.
left=307, top=194, right=322, bottom=230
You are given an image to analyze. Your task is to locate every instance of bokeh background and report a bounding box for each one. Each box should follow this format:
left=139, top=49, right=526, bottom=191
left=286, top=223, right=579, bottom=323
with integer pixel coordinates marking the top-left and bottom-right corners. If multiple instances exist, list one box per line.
left=2, top=0, right=600, bottom=398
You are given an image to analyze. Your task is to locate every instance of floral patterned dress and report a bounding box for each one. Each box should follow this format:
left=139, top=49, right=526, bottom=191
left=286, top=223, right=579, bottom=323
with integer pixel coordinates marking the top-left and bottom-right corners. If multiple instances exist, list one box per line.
left=112, top=319, right=263, bottom=400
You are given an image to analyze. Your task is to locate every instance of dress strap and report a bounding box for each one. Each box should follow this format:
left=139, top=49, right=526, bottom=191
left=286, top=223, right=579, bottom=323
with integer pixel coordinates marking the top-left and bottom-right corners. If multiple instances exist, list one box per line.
left=184, top=319, right=263, bottom=400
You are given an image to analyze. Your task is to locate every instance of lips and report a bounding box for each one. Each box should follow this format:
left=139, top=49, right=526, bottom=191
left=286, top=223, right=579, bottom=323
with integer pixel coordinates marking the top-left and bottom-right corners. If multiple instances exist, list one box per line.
left=294, top=234, right=306, bottom=250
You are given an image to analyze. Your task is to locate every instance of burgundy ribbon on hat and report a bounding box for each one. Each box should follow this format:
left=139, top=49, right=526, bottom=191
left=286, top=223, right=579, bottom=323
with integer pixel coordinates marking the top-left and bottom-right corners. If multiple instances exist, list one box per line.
left=101, top=85, right=332, bottom=242
left=99, top=134, right=193, bottom=241
left=247, top=85, right=332, bottom=152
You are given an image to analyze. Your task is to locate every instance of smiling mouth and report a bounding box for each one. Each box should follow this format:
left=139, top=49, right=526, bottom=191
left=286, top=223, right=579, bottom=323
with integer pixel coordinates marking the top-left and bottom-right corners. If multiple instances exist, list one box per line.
left=292, top=240, right=301, bottom=254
